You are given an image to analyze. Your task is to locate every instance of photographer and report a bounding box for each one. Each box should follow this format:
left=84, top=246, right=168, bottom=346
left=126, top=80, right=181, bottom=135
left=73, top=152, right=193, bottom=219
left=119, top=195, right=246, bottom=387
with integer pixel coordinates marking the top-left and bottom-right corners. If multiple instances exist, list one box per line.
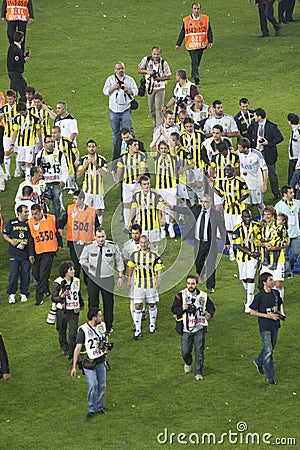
left=71, top=307, right=109, bottom=418
left=36, top=135, right=68, bottom=223
left=138, top=46, right=171, bottom=128
left=103, top=62, right=138, bottom=147
left=52, top=261, right=84, bottom=363
left=163, top=69, right=199, bottom=119
left=171, top=275, right=215, bottom=381
left=250, top=273, right=285, bottom=386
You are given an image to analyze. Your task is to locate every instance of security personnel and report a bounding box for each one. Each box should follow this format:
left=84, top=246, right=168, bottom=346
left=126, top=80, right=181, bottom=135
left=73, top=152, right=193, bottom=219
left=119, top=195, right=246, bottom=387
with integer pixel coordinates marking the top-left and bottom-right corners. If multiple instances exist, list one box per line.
left=1, top=0, right=34, bottom=51
left=28, top=203, right=62, bottom=305
left=175, top=3, right=213, bottom=84
left=36, top=134, right=68, bottom=223
left=59, top=190, right=99, bottom=282
left=7, top=31, right=30, bottom=102
left=79, top=227, right=124, bottom=333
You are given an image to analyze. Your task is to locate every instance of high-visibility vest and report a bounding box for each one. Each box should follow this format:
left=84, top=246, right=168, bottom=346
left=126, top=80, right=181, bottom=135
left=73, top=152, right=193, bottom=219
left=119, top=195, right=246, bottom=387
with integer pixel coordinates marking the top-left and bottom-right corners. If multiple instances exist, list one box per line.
left=28, top=214, right=58, bottom=254
left=183, top=15, right=209, bottom=51
left=6, top=0, right=29, bottom=21
left=66, top=204, right=95, bottom=244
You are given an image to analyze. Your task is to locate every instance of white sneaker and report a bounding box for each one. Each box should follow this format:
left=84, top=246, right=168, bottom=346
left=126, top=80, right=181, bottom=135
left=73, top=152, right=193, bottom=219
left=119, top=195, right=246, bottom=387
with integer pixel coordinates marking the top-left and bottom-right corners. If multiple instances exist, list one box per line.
left=4, top=173, right=11, bottom=181
left=20, top=294, right=28, bottom=303
left=14, top=169, right=20, bottom=177
left=160, top=229, right=166, bottom=239
left=8, top=294, right=16, bottom=304
left=168, top=225, right=175, bottom=238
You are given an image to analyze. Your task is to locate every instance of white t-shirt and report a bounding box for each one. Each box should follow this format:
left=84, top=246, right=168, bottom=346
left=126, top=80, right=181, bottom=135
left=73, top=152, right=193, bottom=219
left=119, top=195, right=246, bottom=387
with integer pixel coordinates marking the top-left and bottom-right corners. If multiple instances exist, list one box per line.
left=238, top=148, right=267, bottom=190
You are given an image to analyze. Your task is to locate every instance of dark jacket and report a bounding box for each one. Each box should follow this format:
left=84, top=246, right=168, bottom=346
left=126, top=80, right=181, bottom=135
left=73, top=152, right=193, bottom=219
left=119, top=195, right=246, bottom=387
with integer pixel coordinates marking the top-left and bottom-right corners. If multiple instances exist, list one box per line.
left=248, top=119, right=284, bottom=165
left=0, top=333, right=10, bottom=378
left=171, top=289, right=215, bottom=335
left=7, top=42, right=24, bottom=73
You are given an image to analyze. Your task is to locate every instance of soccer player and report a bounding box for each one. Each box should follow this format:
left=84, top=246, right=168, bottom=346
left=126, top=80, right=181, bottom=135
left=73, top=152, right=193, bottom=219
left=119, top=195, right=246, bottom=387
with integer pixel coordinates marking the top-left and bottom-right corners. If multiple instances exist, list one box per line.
left=52, top=125, right=79, bottom=191
left=127, top=235, right=163, bottom=339
left=77, top=140, right=109, bottom=225
left=116, top=138, right=146, bottom=232
left=0, top=89, right=17, bottom=179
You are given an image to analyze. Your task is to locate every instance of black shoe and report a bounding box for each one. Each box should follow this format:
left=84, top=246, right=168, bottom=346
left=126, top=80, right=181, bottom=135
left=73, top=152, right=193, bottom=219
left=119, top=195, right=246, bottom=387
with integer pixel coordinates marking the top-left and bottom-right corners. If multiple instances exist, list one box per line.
left=61, top=349, right=69, bottom=356
left=35, top=300, right=44, bottom=306
left=268, top=377, right=277, bottom=385
left=253, top=360, right=264, bottom=375
left=194, top=76, right=200, bottom=85
left=98, top=409, right=107, bottom=415
left=86, top=412, right=96, bottom=419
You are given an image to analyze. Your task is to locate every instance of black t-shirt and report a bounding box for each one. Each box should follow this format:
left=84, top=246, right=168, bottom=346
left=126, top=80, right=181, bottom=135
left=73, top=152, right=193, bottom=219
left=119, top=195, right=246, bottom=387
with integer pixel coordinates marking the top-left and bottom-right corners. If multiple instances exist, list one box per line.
left=3, top=218, right=29, bottom=260
left=250, top=289, right=282, bottom=332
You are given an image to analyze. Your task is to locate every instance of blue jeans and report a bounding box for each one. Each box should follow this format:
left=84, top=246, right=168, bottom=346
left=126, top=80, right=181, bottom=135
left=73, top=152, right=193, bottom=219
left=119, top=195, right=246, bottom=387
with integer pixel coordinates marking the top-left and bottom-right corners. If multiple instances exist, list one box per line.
left=181, top=329, right=205, bottom=375
left=84, top=362, right=106, bottom=413
left=7, top=257, right=30, bottom=296
left=109, top=108, right=134, bottom=147
left=46, top=183, right=62, bottom=224
left=284, top=236, right=300, bottom=275
left=255, top=329, right=278, bottom=380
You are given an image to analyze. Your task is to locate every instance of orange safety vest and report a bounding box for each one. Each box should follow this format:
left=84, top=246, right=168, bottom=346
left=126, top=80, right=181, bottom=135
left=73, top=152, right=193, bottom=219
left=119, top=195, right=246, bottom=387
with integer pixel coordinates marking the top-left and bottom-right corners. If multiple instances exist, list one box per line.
left=184, top=15, right=209, bottom=51
left=66, top=204, right=96, bottom=244
left=0, top=92, right=4, bottom=127
left=28, top=214, right=58, bottom=254
left=6, top=0, right=29, bottom=21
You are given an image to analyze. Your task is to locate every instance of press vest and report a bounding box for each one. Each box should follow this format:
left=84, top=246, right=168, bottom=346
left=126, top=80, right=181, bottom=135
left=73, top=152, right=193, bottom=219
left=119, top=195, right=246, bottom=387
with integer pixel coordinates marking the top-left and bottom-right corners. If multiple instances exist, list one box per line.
left=80, top=322, right=107, bottom=360
left=181, top=288, right=208, bottom=331
left=66, top=204, right=95, bottom=243
left=54, top=276, right=81, bottom=310
left=6, top=0, right=29, bottom=21
left=28, top=214, right=58, bottom=254
left=184, top=15, right=209, bottom=50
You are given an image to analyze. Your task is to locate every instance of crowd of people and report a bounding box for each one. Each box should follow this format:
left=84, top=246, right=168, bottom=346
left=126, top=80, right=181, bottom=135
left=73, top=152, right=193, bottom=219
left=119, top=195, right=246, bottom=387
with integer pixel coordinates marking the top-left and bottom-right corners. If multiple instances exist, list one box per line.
left=0, top=1, right=299, bottom=418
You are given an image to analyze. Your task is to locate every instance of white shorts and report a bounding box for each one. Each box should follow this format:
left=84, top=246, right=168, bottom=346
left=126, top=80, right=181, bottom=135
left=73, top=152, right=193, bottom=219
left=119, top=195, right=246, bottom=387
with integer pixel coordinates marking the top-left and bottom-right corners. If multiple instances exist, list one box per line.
left=224, top=212, right=242, bottom=232
left=238, top=259, right=258, bottom=280
left=122, top=182, right=140, bottom=204
left=17, top=146, right=34, bottom=164
left=157, top=187, right=177, bottom=207
left=261, top=262, right=284, bottom=281
left=85, top=193, right=105, bottom=210
left=142, top=228, right=161, bottom=243
left=244, top=189, right=263, bottom=205
left=177, top=184, right=189, bottom=199
left=133, top=287, right=159, bottom=304
left=3, top=136, right=13, bottom=152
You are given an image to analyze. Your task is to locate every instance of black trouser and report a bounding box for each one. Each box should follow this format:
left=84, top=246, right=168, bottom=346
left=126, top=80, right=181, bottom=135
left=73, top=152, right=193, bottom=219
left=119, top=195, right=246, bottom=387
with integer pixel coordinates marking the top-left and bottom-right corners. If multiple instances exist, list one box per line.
left=31, top=252, right=54, bottom=304
left=8, top=71, right=27, bottom=102
left=87, top=275, right=115, bottom=331
left=0, top=126, right=4, bottom=164
left=194, top=241, right=217, bottom=289
left=288, top=159, right=297, bottom=184
left=257, top=0, right=280, bottom=35
left=188, top=49, right=204, bottom=80
left=68, top=241, right=88, bottom=285
left=56, top=309, right=79, bottom=359
left=278, top=0, right=296, bottom=21
left=7, top=20, right=27, bottom=51
left=267, top=163, right=280, bottom=197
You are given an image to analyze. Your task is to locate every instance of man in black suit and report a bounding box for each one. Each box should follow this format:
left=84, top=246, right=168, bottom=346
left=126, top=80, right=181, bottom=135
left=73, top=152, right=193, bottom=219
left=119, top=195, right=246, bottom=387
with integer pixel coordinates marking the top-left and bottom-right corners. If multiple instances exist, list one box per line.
left=249, top=108, right=284, bottom=200
left=173, top=194, right=228, bottom=293
left=7, top=31, right=29, bottom=102
left=249, top=0, right=280, bottom=38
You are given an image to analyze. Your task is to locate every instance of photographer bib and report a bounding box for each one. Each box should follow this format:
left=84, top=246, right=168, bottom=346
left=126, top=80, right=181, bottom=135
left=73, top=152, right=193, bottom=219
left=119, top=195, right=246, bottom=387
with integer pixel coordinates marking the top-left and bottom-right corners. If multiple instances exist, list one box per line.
left=81, top=322, right=107, bottom=360
left=181, top=288, right=208, bottom=332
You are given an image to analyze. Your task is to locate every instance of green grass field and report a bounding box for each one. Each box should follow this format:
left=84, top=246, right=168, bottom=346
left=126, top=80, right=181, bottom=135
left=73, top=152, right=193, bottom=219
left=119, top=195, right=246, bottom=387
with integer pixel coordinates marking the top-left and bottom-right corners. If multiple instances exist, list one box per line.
left=0, top=1, right=300, bottom=449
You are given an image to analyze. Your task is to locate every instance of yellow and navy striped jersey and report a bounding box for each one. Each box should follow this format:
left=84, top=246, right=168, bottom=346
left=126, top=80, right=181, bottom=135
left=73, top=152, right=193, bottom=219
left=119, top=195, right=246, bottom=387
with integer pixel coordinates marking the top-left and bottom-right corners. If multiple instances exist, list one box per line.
left=210, top=150, right=240, bottom=186
left=116, top=150, right=146, bottom=184
left=78, top=154, right=108, bottom=195
left=131, top=189, right=165, bottom=231
left=180, top=129, right=205, bottom=169
left=54, top=137, right=77, bottom=175
left=271, top=225, right=289, bottom=246
left=217, top=176, right=249, bottom=215
left=232, top=221, right=262, bottom=262
left=152, top=153, right=178, bottom=189
left=259, top=221, right=285, bottom=265
left=12, top=112, right=41, bottom=147
left=127, top=248, right=164, bottom=288
left=2, top=103, right=17, bottom=138
left=175, top=145, right=195, bottom=184
left=28, top=105, right=51, bottom=137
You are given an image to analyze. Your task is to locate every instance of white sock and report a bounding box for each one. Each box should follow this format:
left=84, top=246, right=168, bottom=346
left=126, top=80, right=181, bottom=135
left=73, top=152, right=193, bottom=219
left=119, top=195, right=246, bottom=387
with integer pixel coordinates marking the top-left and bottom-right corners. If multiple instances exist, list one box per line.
left=149, top=305, right=157, bottom=330
left=246, top=282, right=255, bottom=307
left=242, top=281, right=248, bottom=291
left=168, top=223, right=174, bottom=230
left=4, top=156, right=10, bottom=175
left=133, top=309, right=142, bottom=334
left=258, top=203, right=265, bottom=219
left=277, top=287, right=284, bottom=300
left=123, top=207, right=130, bottom=228
left=130, top=299, right=135, bottom=321
left=25, top=166, right=31, bottom=181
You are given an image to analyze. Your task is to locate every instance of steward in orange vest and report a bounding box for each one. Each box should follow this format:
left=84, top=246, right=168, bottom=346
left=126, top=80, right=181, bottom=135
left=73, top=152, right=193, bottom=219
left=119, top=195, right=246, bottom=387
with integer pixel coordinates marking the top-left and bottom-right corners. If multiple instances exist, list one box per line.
left=1, top=0, right=34, bottom=51
left=175, top=3, right=213, bottom=85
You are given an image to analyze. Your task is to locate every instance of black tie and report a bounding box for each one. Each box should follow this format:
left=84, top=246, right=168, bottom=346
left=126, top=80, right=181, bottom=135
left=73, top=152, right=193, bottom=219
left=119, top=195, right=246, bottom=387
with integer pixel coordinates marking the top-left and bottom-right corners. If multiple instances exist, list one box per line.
left=96, top=246, right=103, bottom=277
left=199, top=210, right=207, bottom=241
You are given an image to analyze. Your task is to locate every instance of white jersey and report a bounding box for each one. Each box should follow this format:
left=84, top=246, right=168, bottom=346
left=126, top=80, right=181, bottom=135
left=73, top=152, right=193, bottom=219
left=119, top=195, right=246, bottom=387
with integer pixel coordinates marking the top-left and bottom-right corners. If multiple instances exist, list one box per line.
left=204, top=114, right=238, bottom=144
left=187, top=104, right=209, bottom=122
left=122, top=238, right=141, bottom=261
left=239, top=148, right=267, bottom=190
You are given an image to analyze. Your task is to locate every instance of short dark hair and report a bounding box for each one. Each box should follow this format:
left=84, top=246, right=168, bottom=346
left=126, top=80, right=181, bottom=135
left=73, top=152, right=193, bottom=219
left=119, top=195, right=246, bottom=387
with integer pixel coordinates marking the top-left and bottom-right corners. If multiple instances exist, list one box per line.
left=30, top=166, right=41, bottom=177
left=87, top=139, right=97, bottom=146
left=95, top=226, right=105, bottom=234
left=258, top=272, right=272, bottom=291
left=238, top=137, right=250, bottom=149
left=31, top=203, right=42, bottom=212
left=212, top=100, right=222, bottom=108
left=127, top=138, right=138, bottom=148
left=254, top=108, right=266, bottom=119
left=277, top=213, right=288, bottom=228
left=131, top=223, right=142, bottom=233
left=170, top=132, right=180, bottom=140
left=213, top=124, right=223, bottom=133
left=186, top=274, right=198, bottom=283
left=6, top=89, right=16, bottom=98
left=25, top=86, right=35, bottom=95
left=16, top=204, right=28, bottom=214
left=281, top=185, right=292, bottom=196
left=239, top=97, right=249, bottom=105
left=44, top=134, right=52, bottom=143
left=14, top=31, right=24, bottom=42
left=176, top=69, right=187, bottom=80
left=59, top=260, right=74, bottom=278
left=73, top=190, right=85, bottom=200
left=287, top=113, right=299, bottom=125
left=217, top=141, right=228, bottom=153
left=183, top=117, right=194, bottom=125
left=22, top=185, right=33, bottom=197
left=16, top=102, right=26, bottom=113
left=87, top=307, right=101, bottom=321
left=33, top=93, right=43, bottom=101
left=140, top=175, right=150, bottom=183
left=121, top=127, right=131, bottom=136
